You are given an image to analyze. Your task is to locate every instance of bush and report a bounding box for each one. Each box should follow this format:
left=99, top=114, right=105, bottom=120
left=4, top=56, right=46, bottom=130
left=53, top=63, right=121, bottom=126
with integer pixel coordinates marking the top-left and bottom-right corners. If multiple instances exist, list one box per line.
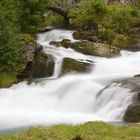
left=0, top=0, right=24, bottom=72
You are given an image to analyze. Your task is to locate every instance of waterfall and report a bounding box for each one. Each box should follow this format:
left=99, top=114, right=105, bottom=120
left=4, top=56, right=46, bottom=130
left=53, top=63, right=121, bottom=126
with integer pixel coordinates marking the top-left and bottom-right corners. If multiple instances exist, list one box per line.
left=0, top=29, right=140, bottom=131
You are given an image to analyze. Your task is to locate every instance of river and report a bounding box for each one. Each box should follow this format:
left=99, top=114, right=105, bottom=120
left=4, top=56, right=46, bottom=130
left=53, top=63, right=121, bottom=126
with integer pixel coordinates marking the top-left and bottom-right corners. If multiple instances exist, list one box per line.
left=0, top=29, right=140, bottom=132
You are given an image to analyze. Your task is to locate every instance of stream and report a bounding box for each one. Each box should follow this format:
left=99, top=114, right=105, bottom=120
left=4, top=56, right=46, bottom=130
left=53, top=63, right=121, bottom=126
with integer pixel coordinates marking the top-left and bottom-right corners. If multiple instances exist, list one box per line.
left=0, top=29, right=140, bottom=132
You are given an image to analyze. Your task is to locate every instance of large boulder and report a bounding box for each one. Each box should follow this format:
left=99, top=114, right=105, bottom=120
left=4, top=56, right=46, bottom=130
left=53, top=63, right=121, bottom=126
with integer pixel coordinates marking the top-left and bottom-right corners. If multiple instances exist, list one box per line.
left=51, top=40, right=120, bottom=57
left=98, top=76, right=140, bottom=123
left=19, top=34, right=55, bottom=80
left=61, top=58, right=91, bottom=74
left=111, top=33, right=140, bottom=51
left=121, top=76, right=140, bottom=122
left=73, top=31, right=98, bottom=42
left=19, top=51, right=54, bottom=80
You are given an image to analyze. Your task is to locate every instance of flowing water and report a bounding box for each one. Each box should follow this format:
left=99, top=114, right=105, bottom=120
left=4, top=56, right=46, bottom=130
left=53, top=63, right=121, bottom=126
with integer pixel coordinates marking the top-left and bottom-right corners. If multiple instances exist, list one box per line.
left=0, top=29, right=140, bottom=132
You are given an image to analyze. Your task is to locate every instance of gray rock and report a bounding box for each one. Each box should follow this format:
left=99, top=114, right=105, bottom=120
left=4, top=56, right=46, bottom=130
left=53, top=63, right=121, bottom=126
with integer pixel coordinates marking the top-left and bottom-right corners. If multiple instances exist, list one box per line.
left=51, top=40, right=120, bottom=57
left=61, top=58, right=92, bottom=74
left=20, top=51, right=54, bottom=80
left=119, top=76, right=140, bottom=122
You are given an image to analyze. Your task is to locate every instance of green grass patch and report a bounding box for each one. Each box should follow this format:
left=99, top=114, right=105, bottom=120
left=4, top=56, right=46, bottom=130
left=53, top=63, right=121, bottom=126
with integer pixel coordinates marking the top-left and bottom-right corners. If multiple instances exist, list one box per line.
left=0, top=73, right=17, bottom=88
left=0, top=122, right=140, bottom=140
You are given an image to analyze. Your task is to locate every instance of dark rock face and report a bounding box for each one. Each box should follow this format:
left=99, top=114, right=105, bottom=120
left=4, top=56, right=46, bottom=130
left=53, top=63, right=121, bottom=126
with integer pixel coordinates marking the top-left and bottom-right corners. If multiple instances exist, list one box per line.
left=120, top=76, right=140, bottom=122
left=128, top=39, right=140, bottom=52
left=20, top=51, right=54, bottom=80
left=107, top=0, right=137, bottom=4
left=124, top=103, right=140, bottom=123
left=24, top=42, right=42, bottom=64
left=61, top=58, right=91, bottom=74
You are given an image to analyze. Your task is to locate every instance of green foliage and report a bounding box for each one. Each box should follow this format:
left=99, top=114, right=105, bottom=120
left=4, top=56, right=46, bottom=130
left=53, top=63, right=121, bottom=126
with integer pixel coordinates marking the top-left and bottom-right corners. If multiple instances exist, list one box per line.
left=87, top=0, right=108, bottom=15
left=19, top=0, right=52, bottom=33
left=69, top=0, right=108, bottom=29
left=19, top=34, right=35, bottom=44
left=0, top=0, right=24, bottom=73
left=0, top=0, right=53, bottom=76
left=0, top=122, right=140, bottom=140
left=45, top=13, right=64, bottom=27
left=69, top=1, right=140, bottom=43
left=0, top=73, right=17, bottom=88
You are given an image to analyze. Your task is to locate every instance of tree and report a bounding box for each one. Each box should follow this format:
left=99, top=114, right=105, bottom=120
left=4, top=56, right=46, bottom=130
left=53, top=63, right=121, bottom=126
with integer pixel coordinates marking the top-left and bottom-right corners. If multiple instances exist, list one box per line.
left=19, top=0, right=52, bottom=33
left=0, top=0, right=24, bottom=72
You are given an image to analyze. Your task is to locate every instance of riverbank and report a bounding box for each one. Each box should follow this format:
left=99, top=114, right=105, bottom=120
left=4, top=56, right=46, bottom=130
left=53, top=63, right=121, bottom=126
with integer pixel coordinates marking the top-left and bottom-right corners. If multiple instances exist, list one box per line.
left=0, top=122, right=140, bottom=140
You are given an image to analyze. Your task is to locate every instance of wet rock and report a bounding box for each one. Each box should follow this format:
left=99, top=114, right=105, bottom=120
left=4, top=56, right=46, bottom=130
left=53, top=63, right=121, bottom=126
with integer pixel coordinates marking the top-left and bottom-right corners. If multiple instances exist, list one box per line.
left=51, top=40, right=120, bottom=57
left=124, top=103, right=140, bottom=123
left=68, top=41, right=120, bottom=57
left=73, top=31, right=98, bottom=42
left=49, top=41, right=62, bottom=47
left=120, top=76, right=140, bottom=123
left=25, top=42, right=42, bottom=63
left=20, top=51, right=54, bottom=80
left=61, top=58, right=91, bottom=74
left=111, top=34, right=130, bottom=49
left=111, top=33, right=140, bottom=51
left=128, top=39, right=140, bottom=51
left=38, top=26, right=54, bottom=33
left=61, top=39, right=71, bottom=48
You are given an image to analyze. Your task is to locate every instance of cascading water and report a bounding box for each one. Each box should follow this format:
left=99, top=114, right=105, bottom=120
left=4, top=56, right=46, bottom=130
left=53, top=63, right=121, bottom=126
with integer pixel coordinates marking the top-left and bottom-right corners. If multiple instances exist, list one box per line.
left=0, top=29, right=140, bottom=132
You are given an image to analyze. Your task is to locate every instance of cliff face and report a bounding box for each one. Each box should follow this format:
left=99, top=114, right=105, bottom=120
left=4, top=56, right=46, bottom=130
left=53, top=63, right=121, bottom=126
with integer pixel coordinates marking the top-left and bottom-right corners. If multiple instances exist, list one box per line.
left=107, top=0, right=137, bottom=4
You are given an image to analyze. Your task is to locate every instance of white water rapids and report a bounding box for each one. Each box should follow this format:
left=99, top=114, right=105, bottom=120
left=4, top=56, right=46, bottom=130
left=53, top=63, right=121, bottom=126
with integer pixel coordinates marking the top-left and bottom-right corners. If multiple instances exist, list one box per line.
left=0, top=29, right=140, bottom=132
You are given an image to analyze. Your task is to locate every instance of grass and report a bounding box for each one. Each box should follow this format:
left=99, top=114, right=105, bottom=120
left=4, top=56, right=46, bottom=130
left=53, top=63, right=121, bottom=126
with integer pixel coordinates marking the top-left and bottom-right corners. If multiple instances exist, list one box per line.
left=0, top=122, right=140, bottom=140
left=0, top=73, right=17, bottom=88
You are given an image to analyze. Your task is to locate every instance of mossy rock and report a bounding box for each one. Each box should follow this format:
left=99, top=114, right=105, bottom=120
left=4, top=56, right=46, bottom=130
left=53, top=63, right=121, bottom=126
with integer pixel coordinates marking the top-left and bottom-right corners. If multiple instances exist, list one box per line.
left=20, top=51, right=54, bottom=80
left=127, top=38, right=140, bottom=51
left=111, top=34, right=131, bottom=49
left=70, top=41, right=120, bottom=57
left=121, top=76, right=140, bottom=123
left=33, top=52, right=54, bottom=78
left=61, top=58, right=91, bottom=74
left=73, top=31, right=98, bottom=42
left=111, top=34, right=140, bottom=51
left=52, top=40, right=120, bottom=57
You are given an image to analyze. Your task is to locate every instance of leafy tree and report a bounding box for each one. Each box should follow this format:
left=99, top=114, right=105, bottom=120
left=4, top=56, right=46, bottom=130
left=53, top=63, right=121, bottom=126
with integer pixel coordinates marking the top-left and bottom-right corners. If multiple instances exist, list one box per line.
left=19, top=0, right=53, bottom=33
left=0, top=0, right=24, bottom=72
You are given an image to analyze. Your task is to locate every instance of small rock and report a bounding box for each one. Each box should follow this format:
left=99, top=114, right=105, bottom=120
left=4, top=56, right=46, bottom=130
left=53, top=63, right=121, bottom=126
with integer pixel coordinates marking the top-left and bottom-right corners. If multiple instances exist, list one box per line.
left=71, top=135, right=84, bottom=140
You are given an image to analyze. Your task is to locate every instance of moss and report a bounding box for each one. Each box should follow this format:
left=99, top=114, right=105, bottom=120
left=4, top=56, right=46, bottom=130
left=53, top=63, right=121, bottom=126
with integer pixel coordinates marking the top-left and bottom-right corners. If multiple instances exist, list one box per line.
left=71, top=41, right=96, bottom=55
left=19, top=34, right=35, bottom=45
left=73, top=31, right=98, bottom=42
left=69, top=41, right=120, bottom=57
left=0, top=122, right=140, bottom=140
left=0, top=73, right=17, bottom=88
left=62, top=58, right=91, bottom=74
left=111, top=34, right=131, bottom=49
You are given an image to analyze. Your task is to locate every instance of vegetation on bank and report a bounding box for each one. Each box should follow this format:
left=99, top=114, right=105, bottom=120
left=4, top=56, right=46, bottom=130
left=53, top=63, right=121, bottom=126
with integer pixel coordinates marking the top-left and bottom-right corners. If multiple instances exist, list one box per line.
left=0, top=0, right=52, bottom=87
left=0, top=122, right=140, bottom=140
